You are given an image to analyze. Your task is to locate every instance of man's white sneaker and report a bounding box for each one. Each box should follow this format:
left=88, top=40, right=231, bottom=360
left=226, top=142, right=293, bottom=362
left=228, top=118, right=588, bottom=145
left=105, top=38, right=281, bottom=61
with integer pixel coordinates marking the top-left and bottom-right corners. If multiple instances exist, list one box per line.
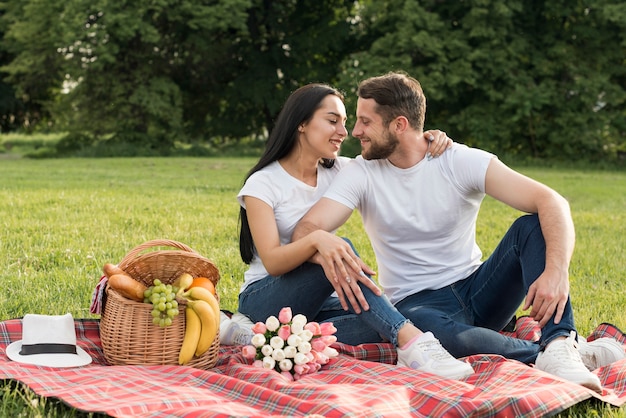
left=397, top=332, right=474, bottom=380
left=535, top=331, right=602, bottom=393
left=578, top=337, right=626, bottom=370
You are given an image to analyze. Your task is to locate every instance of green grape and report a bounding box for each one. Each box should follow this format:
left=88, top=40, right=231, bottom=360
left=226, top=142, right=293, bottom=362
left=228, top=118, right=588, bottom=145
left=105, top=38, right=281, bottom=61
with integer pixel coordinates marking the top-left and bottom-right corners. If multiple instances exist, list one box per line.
left=145, top=280, right=180, bottom=327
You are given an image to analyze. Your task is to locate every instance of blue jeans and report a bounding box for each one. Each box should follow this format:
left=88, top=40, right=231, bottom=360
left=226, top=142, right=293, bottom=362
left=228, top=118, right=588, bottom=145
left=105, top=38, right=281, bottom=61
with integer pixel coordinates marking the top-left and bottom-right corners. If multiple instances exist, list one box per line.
left=238, top=240, right=409, bottom=346
left=395, top=214, right=576, bottom=364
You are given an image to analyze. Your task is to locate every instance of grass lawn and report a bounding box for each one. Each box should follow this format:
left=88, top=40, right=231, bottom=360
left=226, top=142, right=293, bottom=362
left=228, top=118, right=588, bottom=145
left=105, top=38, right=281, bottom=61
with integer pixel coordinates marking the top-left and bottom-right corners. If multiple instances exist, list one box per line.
left=0, top=157, right=625, bottom=417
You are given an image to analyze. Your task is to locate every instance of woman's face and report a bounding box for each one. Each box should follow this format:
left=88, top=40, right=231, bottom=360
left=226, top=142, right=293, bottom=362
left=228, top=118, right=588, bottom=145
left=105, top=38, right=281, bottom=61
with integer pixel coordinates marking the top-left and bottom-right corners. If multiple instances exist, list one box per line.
left=300, top=95, right=348, bottom=160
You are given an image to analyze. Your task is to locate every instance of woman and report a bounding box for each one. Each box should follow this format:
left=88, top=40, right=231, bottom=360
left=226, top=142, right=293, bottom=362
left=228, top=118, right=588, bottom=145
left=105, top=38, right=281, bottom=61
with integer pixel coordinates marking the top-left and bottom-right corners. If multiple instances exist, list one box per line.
left=235, top=83, right=473, bottom=379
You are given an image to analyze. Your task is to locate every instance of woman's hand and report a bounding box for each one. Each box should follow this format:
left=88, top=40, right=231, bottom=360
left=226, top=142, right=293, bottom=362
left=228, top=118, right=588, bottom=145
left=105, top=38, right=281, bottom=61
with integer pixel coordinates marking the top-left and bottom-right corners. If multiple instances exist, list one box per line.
left=310, top=231, right=380, bottom=313
left=424, top=129, right=453, bottom=159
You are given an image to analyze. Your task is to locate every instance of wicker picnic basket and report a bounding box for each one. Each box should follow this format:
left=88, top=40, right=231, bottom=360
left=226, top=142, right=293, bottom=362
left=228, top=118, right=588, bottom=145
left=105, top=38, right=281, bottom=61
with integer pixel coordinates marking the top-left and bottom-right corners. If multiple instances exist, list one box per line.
left=99, top=239, right=221, bottom=369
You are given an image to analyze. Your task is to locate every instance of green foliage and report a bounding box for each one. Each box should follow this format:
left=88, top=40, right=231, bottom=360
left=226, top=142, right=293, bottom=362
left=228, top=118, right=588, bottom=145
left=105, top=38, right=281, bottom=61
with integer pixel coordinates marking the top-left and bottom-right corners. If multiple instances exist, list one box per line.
left=336, top=0, right=626, bottom=161
left=1, top=0, right=625, bottom=161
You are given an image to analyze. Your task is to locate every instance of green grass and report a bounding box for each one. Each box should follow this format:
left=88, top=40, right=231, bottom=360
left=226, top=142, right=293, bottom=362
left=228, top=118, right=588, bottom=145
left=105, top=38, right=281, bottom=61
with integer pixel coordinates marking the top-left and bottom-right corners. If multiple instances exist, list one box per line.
left=0, top=157, right=625, bottom=416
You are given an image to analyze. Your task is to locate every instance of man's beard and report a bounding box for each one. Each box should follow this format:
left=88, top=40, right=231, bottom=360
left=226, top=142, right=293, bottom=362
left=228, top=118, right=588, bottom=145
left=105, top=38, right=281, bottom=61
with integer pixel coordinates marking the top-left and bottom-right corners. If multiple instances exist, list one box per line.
left=362, top=129, right=399, bottom=160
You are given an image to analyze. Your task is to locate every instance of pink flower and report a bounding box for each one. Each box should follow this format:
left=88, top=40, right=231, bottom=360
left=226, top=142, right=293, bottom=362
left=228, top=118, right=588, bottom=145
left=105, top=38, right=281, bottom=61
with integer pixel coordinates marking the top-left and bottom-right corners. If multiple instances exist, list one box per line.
left=241, top=309, right=338, bottom=380
left=311, top=339, right=327, bottom=352
left=315, top=352, right=329, bottom=365
left=252, top=322, right=267, bottom=334
left=277, top=324, right=291, bottom=341
left=319, top=335, right=337, bottom=346
left=242, top=345, right=257, bottom=360
left=319, top=322, right=337, bottom=336
left=294, top=363, right=311, bottom=375
left=278, top=307, right=293, bottom=324
left=304, top=322, right=321, bottom=335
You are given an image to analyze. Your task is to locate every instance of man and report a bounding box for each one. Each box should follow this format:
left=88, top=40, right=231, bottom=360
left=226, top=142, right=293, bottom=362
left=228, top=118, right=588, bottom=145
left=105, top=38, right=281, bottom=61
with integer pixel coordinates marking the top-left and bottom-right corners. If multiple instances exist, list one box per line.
left=292, top=71, right=624, bottom=392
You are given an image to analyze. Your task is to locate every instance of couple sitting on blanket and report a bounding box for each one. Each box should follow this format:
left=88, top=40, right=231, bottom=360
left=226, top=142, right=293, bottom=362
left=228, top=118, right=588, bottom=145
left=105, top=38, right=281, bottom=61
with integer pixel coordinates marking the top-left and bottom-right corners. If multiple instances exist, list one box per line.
left=220, top=71, right=625, bottom=393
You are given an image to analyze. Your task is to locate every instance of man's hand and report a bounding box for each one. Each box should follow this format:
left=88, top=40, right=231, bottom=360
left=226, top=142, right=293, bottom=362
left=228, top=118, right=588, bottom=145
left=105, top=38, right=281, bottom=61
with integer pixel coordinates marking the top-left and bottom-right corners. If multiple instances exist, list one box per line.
left=523, top=268, right=570, bottom=327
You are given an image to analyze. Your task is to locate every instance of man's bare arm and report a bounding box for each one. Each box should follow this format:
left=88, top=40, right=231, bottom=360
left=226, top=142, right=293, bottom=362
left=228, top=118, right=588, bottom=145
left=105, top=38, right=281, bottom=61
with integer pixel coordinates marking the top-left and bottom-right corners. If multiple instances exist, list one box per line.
left=485, top=158, right=575, bottom=327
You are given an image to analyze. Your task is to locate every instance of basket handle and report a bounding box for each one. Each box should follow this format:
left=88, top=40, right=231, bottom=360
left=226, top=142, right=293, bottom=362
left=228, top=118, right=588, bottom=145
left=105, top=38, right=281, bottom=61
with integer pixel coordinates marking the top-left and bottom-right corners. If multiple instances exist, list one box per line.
left=118, top=239, right=197, bottom=269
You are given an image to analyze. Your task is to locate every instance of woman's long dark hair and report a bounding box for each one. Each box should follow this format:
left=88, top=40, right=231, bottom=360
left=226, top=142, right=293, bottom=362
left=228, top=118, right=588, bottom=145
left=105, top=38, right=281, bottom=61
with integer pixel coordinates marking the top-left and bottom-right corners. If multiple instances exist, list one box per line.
left=238, top=84, right=345, bottom=264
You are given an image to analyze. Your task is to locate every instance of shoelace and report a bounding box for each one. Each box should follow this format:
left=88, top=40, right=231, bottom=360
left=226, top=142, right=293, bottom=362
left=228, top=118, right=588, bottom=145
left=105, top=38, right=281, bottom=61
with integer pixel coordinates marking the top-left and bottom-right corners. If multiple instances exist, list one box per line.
left=415, top=338, right=453, bottom=361
left=548, top=336, right=582, bottom=363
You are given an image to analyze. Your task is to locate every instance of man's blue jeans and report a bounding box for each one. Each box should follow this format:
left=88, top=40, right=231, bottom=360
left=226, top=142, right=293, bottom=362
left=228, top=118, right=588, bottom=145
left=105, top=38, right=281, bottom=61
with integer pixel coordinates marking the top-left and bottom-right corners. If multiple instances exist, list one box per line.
left=395, top=214, right=576, bottom=364
left=238, top=240, right=409, bottom=346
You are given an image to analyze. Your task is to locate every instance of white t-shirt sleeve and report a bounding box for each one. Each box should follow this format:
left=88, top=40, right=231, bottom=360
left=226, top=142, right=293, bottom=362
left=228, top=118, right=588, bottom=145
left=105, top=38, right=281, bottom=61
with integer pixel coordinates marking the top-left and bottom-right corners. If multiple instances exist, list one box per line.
left=322, top=159, right=367, bottom=210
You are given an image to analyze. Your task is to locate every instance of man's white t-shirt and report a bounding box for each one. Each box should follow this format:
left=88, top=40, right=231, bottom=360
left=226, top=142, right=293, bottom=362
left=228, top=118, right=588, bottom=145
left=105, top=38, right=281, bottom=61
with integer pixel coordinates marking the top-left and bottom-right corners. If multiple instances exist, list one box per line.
left=323, top=144, right=495, bottom=305
left=237, top=157, right=350, bottom=292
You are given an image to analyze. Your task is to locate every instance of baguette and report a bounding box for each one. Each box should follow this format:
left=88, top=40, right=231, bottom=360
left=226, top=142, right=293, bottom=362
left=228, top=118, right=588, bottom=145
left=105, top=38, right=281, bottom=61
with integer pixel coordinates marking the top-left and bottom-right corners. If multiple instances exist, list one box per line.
left=103, top=263, right=127, bottom=278
left=108, top=273, right=147, bottom=302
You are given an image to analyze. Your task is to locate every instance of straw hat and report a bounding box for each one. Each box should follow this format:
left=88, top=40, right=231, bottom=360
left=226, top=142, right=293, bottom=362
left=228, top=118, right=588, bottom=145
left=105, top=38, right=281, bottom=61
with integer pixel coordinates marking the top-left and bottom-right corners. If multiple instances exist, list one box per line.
left=6, top=313, right=92, bottom=367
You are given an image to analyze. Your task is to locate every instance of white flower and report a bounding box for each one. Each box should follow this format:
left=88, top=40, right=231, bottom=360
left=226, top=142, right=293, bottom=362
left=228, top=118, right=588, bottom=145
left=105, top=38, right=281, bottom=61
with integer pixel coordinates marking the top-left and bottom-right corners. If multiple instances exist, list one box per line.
left=251, top=334, right=267, bottom=348
left=262, top=356, right=276, bottom=370
left=298, top=329, right=313, bottom=342
left=287, top=334, right=302, bottom=347
left=272, top=348, right=286, bottom=361
left=270, top=336, right=285, bottom=349
left=298, top=341, right=312, bottom=354
left=291, top=322, right=304, bottom=334
left=291, top=314, right=307, bottom=330
left=265, top=315, right=280, bottom=332
left=284, top=345, right=297, bottom=358
left=261, top=344, right=273, bottom=357
left=323, top=346, right=339, bottom=358
left=294, top=352, right=308, bottom=365
left=242, top=307, right=339, bottom=379
left=279, top=359, right=293, bottom=372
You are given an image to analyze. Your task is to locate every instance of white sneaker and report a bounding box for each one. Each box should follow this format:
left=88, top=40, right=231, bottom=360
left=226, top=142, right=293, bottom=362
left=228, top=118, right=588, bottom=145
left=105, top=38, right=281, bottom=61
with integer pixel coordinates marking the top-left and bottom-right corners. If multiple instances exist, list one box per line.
left=219, top=312, right=254, bottom=346
left=397, top=332, right=474, bottom=380
left=535, top=331, right=602, bottom=392
left=231, top=312, right=255, bottom=327
left=578, top=337, right=626, bottom=370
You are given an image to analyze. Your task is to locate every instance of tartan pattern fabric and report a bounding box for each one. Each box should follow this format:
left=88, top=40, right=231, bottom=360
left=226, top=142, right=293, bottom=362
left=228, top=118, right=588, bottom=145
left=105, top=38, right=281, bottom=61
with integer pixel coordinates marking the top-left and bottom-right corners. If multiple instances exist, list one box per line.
left=0, top=317, right=624, bottom=417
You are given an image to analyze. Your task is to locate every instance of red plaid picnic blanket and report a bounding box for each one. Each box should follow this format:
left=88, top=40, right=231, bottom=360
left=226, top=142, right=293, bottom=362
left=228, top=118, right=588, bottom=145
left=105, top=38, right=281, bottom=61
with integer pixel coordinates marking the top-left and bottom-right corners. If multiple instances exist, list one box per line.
left=1, top=316, right=625, bottom=417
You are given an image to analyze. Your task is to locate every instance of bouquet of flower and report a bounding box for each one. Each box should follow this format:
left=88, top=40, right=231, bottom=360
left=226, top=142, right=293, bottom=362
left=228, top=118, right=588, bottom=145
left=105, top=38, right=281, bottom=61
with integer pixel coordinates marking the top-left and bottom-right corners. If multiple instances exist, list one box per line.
left=241, top=307, right=339, bottom=381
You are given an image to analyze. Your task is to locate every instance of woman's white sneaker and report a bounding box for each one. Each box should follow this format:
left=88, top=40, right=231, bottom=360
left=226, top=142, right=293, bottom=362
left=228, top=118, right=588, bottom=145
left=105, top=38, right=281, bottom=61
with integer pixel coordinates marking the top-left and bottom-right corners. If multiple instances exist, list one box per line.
left=397, top=332, right=474, bottom=380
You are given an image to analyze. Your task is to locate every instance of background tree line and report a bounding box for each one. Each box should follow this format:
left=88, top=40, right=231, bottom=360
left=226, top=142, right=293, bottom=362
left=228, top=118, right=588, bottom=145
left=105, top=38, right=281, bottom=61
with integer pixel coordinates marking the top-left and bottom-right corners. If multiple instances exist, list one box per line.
left=0, top=0, right=625, bottom=161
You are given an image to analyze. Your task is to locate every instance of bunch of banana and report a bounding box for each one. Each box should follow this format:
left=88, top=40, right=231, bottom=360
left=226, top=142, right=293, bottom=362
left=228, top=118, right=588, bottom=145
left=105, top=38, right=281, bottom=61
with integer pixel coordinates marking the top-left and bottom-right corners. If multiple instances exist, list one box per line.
left=177, top=274, right=220, bottom=365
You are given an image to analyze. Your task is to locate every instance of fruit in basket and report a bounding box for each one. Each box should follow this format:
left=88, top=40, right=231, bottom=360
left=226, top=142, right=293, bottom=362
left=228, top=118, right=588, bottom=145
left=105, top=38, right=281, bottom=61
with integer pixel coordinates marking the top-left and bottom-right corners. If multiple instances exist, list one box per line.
left=179, top=286, right=220, bottom=364
left=184, top=287, right=220, bottom=325
left=179, top=307, right=202, bottom=365
left=173, top=273, right=194, bottom=296
left=108, top=273, right=148, bottom=302
left=144, top=279, right=180, bottom=327
left=189, top=277, right=216, bottom=296
left=188, top=299, right=218, bottom=357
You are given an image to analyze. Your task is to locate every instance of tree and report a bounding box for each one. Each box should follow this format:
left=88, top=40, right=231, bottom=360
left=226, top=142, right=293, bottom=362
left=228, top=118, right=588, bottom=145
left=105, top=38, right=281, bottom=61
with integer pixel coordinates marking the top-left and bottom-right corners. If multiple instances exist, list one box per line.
left=1, top=0, right=359, bottom=152
left=0, top=0, right=62, bottom=132
left=191, top=0, right=358, bottom=142
left=336, top=0, right=626, bottom=161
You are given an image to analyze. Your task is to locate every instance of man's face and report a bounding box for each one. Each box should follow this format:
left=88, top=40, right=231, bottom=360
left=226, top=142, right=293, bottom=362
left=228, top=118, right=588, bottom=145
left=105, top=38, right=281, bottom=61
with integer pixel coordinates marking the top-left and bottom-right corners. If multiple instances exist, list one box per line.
left=352, top=97, right=398, bottom=160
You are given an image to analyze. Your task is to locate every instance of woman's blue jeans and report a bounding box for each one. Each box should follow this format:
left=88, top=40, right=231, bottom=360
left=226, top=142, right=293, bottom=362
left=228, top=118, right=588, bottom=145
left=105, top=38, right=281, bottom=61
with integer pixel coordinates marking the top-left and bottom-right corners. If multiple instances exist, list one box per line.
left=238, top=240, right=409, bottom=346
left=395, top=214, right=576, bottom=364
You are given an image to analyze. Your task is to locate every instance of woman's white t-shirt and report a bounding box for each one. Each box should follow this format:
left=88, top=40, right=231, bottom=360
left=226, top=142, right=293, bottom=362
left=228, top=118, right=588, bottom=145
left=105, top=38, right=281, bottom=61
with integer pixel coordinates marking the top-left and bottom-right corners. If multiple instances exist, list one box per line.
left=237, top=157, right=350, bottom=292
